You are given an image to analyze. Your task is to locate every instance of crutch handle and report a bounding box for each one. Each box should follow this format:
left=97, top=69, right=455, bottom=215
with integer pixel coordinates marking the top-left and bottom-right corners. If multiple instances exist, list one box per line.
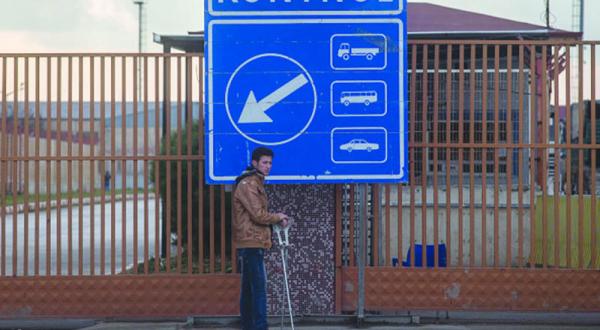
left=274, top=218, right=294, bottom=247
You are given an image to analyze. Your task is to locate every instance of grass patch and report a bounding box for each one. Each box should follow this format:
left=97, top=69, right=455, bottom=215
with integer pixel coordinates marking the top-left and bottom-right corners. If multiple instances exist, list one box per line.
left=127, top=253, right=234, bottom=274
left=4, top=187, right=156, bottom=205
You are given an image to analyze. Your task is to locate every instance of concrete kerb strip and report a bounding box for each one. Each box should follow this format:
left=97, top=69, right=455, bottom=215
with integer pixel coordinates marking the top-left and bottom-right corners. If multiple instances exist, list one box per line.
left=0, top=319, right=96, bottom=330
left=3, top=193, right=156, bottom=216
left=191, top=314, right=415, bottom=328
left=191, top=312, right=600, bottom=328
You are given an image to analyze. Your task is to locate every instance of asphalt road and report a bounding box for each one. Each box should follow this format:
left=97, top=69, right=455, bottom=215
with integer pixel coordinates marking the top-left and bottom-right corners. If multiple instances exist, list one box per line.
left=1, top=198, right=159, bottom=276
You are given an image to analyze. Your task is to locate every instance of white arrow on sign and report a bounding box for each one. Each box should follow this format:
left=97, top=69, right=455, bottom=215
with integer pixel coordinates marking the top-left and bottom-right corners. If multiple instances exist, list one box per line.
left=238, top=73, right=309, bottom=124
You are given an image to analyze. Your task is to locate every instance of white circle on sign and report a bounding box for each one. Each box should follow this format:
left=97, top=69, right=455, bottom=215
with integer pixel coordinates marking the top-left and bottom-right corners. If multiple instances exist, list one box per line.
left=225, top=53, right=317, bottom=146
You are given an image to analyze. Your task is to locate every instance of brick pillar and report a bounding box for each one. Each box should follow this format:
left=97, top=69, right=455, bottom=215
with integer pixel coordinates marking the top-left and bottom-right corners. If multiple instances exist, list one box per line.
left=264, top=184, right=336, bottom=315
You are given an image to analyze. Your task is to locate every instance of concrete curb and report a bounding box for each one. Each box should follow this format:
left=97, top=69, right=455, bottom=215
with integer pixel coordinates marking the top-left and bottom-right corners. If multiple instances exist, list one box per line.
left=191, top=314, right=415, bottom=328
left=4, top=193, right=156, bottom=215
left=0, top=319, right=96, bottom=330
left=191, top=312, right=600, bottom=328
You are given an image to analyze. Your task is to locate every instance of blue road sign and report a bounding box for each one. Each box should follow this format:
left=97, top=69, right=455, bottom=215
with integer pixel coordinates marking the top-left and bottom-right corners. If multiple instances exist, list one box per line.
left=204, top=0, right=407, bottom=184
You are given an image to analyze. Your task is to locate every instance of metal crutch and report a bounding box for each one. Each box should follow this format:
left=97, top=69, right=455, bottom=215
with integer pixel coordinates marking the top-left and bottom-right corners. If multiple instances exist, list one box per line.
left=273, top=218, right=294, bottom=330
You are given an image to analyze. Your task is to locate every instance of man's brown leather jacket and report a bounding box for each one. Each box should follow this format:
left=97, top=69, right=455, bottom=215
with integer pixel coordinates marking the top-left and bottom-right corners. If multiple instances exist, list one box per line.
left=233, top=173, right=280, bottom=249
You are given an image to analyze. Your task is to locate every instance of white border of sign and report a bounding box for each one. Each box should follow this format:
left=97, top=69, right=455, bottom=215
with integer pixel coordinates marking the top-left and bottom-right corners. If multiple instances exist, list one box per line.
left=207, top=18, right=405, bottom=182
left=208, top=1, right=403, bottom=17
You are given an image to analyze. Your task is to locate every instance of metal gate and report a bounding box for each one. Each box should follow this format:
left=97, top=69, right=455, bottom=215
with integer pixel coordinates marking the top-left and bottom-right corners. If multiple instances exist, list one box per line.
left=2, top=40, right=599, bottom=318
left=336, top=40, right=600, bottom=313
left=0, top=53, right=239, bottom=318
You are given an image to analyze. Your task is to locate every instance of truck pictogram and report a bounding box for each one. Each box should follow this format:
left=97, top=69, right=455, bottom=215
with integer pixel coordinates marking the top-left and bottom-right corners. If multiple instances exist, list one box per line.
left=337, top=43, right=380, bottom=61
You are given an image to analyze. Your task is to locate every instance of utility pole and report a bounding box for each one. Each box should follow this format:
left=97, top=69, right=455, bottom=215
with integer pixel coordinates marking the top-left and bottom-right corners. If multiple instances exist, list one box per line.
left=545, top=0, right=550, bottom=28
left=133, top=0, right=146, bottom=103
left=571, top=0, right=584, bottom=103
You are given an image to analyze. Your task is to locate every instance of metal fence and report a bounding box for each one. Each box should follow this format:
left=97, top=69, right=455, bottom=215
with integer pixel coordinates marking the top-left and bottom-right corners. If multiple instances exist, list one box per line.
left=1, top=39, right=599, bottom=315
left=337, top=40, right=600, bottom=312
left=339, top=40, right=600, bottom=270
left=0, top=54, right=236, bottom=278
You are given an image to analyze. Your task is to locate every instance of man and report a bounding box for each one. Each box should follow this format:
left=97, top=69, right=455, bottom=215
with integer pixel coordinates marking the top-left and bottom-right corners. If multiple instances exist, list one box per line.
left=104, top=170, right=111, bottom=191
left=233, top=146, right=288, bottom=330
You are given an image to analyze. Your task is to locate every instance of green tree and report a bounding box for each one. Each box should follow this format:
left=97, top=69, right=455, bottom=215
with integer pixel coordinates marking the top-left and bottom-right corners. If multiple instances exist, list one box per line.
left=151, top=121, right=232, bottom=268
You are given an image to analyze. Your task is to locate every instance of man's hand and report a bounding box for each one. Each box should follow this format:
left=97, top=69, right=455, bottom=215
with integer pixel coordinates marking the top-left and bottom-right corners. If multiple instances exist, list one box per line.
left=276, top=213, right=289, bottom=227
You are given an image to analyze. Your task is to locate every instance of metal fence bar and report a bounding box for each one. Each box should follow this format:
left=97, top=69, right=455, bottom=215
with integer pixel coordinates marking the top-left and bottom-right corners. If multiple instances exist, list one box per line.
left=540, top=45, right=548, bottom=268
left=121, top=56, right=127, bottom=274
left=209, top=185, right=215, bottom=273
left=132, top=56, right=139, bottom=275
left=165, top=56, right=172, bottom=274
left=493, top=45, right=500, bottom=267
left=199, top=58, right=205, bottom=274
left=45, top=56, right=51, bottom=276
left=186, top=56, right=193, bottom=274
left=481, top=44, right=488, bottom=267
left=34, top=56, right=40, bottom=276
left=12, top=56, right=19, bottom=276
left=176, top=56, right=183, bottom=274
left=111, top=55, right=117, bottom=275
left=154, top=55, right=161, bottom=274
left=397, top=183, right=402, bottom=268
left=421, top=44, right=428, bottom=268
left=529, top=45, right=536, bottom=269
left=143, top=55, right=149, bottom=275
left=384, top=184, right=390, bottom=267
left=409, top=44, right=416, bottom=268
left=577, top=44, right=585, bottom=270
left=469, top=45, right=476, bottom=268
left=565, top=46, right=573, bottom=269
left=23, top=57, right=30, bottom=276
left=517, top=45, right=525, bottom=268
left=592, top=45, right=597, bottom=269
left=100, top=55, right=107, bottom=276
left=432, top=45, right=440, bottom=268
left=57, top=56, right=63, bottom=276
left=220, top=186, right=226, bottom=272
left=445, top=44, right=452, bottom=267
left=349, top=184, right=355, bottom=266
left=552, top=45, right=560, bottom=269
left=458, top=44, right=465, bottom=267
left=1, top=56, right=6, bottom=277
left=506, top=45, right=513, bottom=268
left=90, top=56, right=96, bottom=275
left=373, top=184, right=380, bottom=266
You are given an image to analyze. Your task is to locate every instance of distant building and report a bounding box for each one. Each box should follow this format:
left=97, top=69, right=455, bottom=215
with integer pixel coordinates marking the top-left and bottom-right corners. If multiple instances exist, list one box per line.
left=2, top=101, right=200, bottom=194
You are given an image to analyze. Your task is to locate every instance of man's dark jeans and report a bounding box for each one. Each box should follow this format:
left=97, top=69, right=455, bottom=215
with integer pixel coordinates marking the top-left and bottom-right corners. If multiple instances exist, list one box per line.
left=238, top=248, right=268, bottom=330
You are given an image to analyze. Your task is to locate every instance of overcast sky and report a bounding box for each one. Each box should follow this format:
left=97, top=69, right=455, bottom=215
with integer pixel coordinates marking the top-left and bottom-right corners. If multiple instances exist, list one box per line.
left=0, top=0, right=598, bottom=53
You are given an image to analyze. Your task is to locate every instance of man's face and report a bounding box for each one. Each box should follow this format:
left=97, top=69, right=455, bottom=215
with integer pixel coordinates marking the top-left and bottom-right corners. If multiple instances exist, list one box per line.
left=252, top=155, right=273, bottom=176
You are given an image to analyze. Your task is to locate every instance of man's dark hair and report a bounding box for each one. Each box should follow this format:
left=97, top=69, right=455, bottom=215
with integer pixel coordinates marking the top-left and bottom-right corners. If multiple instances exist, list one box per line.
left=252, top=146, right=274, bottom=162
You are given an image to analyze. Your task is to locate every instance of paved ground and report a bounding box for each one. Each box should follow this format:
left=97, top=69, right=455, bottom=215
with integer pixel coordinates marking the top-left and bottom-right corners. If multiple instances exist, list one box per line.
left=4, top=199, right=158, bottom=276
left=1, top=319, right=599, bottom=330
left=80, top=323, right=600, bottom=330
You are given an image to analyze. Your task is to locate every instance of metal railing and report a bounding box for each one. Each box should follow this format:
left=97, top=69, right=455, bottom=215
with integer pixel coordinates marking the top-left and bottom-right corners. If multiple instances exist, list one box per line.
left=338, top=40, right=599, bottom=270
left=0, top=53, right=235, bottom=277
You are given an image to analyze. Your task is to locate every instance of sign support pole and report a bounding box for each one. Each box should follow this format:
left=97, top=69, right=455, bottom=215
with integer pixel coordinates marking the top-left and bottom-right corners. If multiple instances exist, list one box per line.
left=357, top=183, right=367, bottom=325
